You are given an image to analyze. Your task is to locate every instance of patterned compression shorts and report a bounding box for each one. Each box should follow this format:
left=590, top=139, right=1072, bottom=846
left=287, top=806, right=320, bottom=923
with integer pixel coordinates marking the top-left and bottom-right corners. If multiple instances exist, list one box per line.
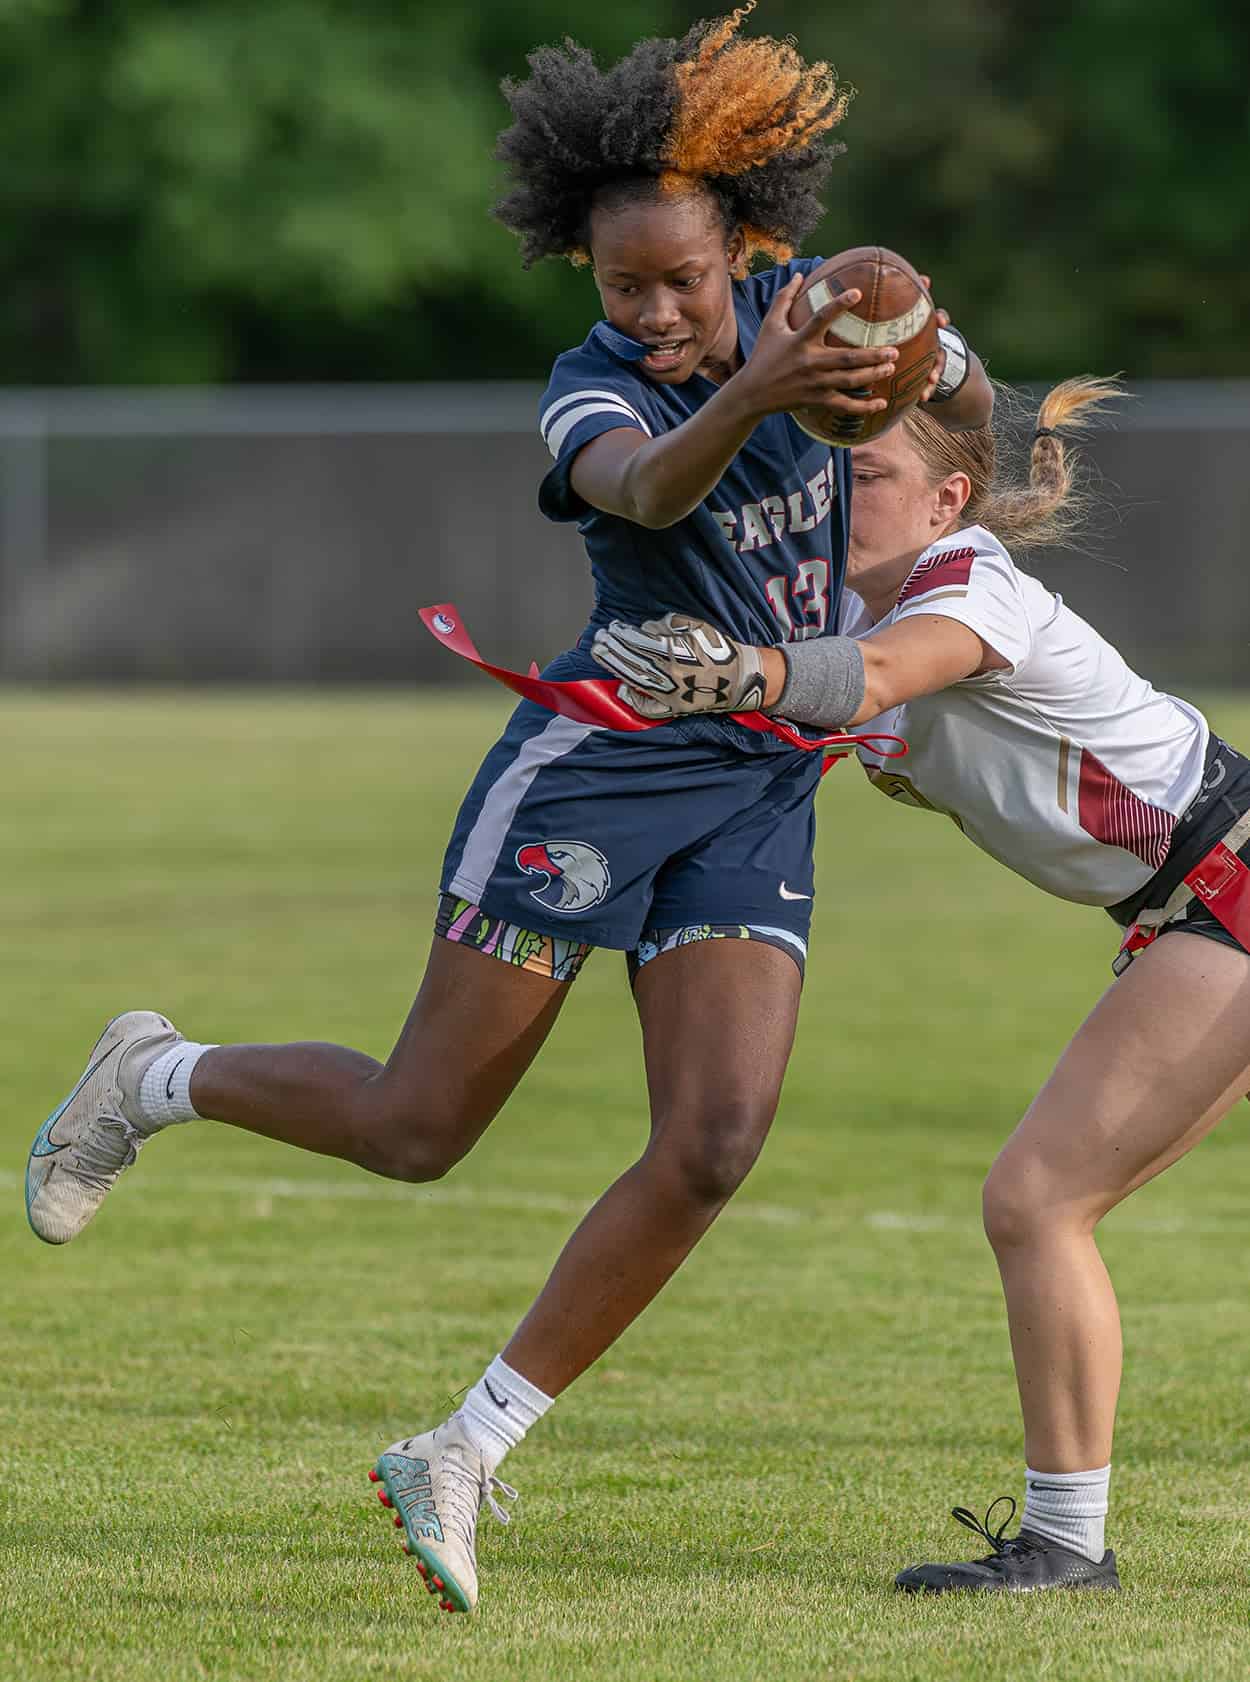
left=435, top=892, right=805, bottom=984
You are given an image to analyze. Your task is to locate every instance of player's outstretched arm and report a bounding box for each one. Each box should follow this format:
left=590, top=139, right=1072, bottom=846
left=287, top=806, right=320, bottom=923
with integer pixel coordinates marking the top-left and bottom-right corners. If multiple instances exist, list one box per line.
left=592, top=612, right=1002, bottom=727
left=763, top=614, right=1001, bottom=726
left=569, top=277, right=901, bottom=531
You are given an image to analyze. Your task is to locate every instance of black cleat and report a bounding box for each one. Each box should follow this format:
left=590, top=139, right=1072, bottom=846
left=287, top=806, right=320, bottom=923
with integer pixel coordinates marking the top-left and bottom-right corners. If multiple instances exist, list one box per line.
left=895, top=1497, right=1121, bottom=1594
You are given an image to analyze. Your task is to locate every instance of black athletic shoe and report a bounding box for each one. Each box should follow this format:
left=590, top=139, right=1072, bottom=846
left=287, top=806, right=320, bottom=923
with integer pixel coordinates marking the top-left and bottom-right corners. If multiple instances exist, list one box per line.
left=895, top=1497, right=1121, bottom=1594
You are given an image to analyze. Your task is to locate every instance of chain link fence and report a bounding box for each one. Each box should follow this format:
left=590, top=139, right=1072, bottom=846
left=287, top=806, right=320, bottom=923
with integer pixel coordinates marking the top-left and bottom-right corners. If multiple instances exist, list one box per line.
left=1, top=382, right=1247, bottom=688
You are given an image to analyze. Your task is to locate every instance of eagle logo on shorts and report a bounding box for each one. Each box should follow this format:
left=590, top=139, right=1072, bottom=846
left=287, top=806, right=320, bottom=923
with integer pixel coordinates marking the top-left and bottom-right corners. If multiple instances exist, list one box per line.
left=515, top=840, right=611, bottom=914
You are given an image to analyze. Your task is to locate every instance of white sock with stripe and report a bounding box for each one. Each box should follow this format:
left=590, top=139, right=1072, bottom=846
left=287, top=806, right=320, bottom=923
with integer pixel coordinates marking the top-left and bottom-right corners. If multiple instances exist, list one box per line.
left=1022, top=1464, right=1111, bottom=1561
left=456, top=1356, right=554, bottom=1476
left=134, top=1043, right=215, bottom=1130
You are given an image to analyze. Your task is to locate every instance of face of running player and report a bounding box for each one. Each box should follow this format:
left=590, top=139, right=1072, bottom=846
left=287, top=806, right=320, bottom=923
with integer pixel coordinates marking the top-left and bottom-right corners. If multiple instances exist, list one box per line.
left=848, top=424, right=971, bottom=607
left=589, top=191, right=743, bottom=384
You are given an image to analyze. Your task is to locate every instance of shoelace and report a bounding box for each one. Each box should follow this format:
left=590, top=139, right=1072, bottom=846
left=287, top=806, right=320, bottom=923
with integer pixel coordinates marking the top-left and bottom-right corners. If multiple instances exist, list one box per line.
left=69, top=1115, right=146, bottom=1192
left=950, top=1497, right=1041, bottom=1566
left=433, top=1449, right=518, bottom=1551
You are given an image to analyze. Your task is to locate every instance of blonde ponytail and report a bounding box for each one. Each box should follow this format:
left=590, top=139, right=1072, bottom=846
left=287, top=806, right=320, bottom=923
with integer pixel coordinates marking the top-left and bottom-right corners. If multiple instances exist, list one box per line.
left=903, top=376, right=1124, bottom=553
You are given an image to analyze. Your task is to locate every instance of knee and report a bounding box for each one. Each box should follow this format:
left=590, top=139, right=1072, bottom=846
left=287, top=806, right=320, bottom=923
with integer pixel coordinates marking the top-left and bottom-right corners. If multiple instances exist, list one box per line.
left=371, top=1136, right=465, bottom=1184
left=982, top=1159, right=1074, bottom=1255
left=650, top=1100, right=772, bottom=1211
left=354, top=1096, right=479, bottom=1184
left=981, top=1165, right=1034, bottom=1254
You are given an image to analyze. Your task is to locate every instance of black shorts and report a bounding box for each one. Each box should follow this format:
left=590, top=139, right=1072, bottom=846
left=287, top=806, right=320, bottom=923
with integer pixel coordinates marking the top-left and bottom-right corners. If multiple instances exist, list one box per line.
left=1106, top=736, right=1250, bottom=962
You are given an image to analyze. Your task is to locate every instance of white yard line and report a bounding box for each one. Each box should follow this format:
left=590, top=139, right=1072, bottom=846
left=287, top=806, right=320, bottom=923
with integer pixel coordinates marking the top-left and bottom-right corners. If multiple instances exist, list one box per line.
left=1, top=1164, right=1238, bottom=1235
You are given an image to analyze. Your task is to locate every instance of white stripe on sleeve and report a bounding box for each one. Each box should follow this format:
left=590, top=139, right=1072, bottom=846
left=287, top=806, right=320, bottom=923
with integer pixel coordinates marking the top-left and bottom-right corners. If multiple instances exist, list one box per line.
left=541, top=388, right=646, bottom=439
left=545, top=400, right=649, bottom=458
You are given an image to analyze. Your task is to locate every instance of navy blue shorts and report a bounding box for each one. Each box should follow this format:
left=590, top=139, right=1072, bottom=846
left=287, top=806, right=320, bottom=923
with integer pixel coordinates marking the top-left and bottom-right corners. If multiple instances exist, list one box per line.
left=440, top=701, right=822, bottom=962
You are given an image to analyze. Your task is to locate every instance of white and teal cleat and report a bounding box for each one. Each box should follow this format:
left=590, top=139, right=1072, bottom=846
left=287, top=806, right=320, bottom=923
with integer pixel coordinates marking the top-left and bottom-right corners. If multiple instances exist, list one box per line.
left=370, top=1417, right=517, bottom=1614
left=25, top=1010, right=182, bottom=1245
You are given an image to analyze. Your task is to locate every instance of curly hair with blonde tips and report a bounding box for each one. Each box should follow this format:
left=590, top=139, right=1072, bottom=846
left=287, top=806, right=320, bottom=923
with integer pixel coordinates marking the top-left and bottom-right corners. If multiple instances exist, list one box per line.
left=494, top=4, right=851, bottom=273
left=903, top=377, right=1125, bottom=555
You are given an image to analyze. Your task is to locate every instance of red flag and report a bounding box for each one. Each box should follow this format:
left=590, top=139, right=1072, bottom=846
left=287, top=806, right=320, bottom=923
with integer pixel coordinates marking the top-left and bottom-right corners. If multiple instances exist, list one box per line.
left=419, top=604, right=906, bottom=761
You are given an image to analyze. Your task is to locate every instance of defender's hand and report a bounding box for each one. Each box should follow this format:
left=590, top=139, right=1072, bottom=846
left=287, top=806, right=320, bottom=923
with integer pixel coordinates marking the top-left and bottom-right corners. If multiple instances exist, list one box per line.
left=592, top=613, right=767, bottom=716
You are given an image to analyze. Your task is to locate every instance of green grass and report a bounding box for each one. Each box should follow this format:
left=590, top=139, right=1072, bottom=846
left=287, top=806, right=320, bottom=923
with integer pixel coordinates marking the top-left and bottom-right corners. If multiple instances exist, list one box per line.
left=3, top=688, right=1249, bottom=1681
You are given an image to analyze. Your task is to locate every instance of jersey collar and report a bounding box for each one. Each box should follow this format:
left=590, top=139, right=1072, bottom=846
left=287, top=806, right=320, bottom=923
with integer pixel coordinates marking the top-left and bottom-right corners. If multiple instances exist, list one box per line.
left=588, top=283, right=759, bottom=376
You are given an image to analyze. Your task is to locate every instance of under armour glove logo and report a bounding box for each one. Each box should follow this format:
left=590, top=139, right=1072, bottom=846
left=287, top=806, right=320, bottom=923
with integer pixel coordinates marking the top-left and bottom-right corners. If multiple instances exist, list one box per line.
left=680, top=674, right=731, bottom=705
left=592, top=612, right=766, bottom=719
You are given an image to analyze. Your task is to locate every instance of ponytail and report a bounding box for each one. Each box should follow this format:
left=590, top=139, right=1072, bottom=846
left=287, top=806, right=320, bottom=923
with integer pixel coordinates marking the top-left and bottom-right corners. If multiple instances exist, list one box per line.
left=904, top=376, right=1123, bottom=553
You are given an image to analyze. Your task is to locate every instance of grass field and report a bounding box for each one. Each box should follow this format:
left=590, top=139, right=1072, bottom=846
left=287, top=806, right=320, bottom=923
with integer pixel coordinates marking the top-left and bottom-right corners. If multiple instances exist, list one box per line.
left=3, top=689, right=1249, bottom=1682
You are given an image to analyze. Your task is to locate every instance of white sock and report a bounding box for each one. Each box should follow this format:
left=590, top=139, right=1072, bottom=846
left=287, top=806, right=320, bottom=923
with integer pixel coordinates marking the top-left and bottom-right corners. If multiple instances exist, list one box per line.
left=456, top=1356, right=554, bottom=1477
left=134, top=1042, right=215, bottom=1130
left=1022, top=1464, right=1111, bottom=1561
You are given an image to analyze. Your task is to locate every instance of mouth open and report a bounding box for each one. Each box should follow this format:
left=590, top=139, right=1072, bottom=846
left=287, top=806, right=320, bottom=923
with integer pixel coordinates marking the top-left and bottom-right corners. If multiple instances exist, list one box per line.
left=642, top=339, right=691, bottom=372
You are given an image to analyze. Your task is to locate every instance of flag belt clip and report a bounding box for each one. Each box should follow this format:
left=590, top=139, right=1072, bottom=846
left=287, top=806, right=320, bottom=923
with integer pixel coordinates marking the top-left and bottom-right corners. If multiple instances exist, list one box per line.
left=1113, top=819, right=1250, bottom=975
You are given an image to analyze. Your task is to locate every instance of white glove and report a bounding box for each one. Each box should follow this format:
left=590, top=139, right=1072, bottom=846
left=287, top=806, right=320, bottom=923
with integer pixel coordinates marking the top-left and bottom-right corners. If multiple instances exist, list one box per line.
left=591, top=612, right=767, bottom=718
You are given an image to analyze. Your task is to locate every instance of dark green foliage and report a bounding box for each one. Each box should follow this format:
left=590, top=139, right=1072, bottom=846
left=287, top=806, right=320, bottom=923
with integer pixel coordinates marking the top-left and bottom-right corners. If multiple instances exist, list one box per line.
left=0, top=0, right=1244, bottom=382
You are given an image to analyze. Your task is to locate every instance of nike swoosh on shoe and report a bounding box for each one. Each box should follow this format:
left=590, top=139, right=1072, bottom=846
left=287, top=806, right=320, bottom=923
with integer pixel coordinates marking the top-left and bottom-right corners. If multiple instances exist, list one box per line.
left=29, top=1039, right=124, bottom=1158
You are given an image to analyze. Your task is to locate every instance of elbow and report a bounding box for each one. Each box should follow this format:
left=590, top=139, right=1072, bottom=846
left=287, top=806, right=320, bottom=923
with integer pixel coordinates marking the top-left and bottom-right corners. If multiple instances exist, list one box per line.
left=622, top=490, right=690, bottom=530
left=927, top=363, right=994, bottom=433
left=954, top=369, right=996, bottom=431
left=615, top=464, right=696, bottom=530
left=856, top=648, right=895, bottom=721
left=629, top=504, right=682, bottom=531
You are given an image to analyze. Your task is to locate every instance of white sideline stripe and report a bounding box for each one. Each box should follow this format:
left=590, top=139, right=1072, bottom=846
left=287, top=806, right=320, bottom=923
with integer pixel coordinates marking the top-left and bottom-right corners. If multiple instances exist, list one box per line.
left=2, top=1165, right=1229, bottom=1235
left=447, top=712, right=594, bottom=903
left=540, top=388, right=646, bottom=441
left=545, top=400, right=649, bottom=458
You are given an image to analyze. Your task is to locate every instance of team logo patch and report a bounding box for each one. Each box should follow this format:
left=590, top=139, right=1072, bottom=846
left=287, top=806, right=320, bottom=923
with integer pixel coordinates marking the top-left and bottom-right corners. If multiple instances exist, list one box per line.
left=432, top=611, right=456, bottom=635
left=515, top=840, right=611, bottom=914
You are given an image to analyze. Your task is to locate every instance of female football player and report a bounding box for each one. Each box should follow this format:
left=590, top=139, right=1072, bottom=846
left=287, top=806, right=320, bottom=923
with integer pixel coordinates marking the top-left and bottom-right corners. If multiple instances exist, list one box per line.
left=24, top=5, right=991, bottom=1614
left=592, top=376, right=1250, bottom=1594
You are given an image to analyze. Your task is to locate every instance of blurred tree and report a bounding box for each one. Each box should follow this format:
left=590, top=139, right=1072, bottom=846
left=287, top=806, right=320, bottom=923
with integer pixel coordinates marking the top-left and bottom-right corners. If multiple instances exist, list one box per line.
left=0, top=0, right=1244, bottom=383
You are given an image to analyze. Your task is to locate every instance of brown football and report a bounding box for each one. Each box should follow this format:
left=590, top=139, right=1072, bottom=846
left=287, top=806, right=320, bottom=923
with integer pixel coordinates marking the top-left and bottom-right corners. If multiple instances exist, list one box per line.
left=787, top=246, right=939, bottom=447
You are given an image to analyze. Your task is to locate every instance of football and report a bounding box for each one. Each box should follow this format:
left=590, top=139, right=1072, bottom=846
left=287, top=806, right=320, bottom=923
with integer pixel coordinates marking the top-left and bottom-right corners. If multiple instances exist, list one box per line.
left=787, top=246, right=940, bottom=447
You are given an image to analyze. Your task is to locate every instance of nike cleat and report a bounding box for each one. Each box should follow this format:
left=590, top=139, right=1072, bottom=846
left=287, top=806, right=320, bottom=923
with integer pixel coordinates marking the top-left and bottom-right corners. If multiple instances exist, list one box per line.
left=26, top=1010, right=182, bottom=1245
left=895, top=1497, right=1121, bottom=1594
left=370, top=1416, right=516, bottom=1613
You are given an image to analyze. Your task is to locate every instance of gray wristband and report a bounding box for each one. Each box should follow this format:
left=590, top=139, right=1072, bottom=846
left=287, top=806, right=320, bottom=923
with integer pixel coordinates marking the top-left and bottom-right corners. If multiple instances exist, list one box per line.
left=776, top=636, right=866, bottom=728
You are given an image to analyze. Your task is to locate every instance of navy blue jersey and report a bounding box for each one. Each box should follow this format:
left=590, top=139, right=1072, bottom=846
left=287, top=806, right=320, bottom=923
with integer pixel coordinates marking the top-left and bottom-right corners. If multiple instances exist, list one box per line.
left=538, top=259, right=852, bottom=700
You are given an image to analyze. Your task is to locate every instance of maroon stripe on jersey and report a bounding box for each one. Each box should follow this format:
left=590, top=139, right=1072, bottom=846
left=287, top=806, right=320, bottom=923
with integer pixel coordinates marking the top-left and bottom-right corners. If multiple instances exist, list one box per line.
left=896, top=546, right=978, bottom=608
left=1076, top=747, right=1174, bottom=868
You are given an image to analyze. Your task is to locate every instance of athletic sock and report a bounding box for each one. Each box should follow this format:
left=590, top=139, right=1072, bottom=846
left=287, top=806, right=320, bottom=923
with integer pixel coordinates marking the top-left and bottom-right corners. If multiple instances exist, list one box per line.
left=133, top=1042, right=215, bottom=1131
left=456, top=1355, right=554, bottom=1477
left=1022, top=1463, right=1111, bottom=1561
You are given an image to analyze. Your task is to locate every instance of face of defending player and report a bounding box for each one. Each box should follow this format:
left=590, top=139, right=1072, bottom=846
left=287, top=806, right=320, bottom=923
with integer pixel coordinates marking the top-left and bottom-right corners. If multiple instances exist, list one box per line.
left=847, top=424, right=971, bottom=605
left=589, top=191, right=744, bottom=385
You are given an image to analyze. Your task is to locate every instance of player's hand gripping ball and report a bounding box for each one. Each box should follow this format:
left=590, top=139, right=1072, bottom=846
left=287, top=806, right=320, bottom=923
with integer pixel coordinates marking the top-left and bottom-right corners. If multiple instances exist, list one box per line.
left=788, top=247, right=939, bottom=446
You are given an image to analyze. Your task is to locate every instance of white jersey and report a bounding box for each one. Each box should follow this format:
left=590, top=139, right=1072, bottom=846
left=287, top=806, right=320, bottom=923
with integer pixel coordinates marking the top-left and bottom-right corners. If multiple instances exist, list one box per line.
left=844, top=524, right=1209, bottom=906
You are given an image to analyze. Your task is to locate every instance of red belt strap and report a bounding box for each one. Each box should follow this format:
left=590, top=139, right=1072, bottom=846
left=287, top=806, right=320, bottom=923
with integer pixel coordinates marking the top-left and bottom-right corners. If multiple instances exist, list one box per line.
left=1116, top=840, right=1250, bottom=969
left=419, top=603, right=908, bottom=764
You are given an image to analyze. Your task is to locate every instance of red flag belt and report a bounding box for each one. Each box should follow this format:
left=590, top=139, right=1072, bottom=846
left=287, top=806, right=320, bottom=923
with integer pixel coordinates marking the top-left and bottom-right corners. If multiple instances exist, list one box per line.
left=1116, top=839, right=1250, bottom=972
left=419, top=603, right=908, bottom=764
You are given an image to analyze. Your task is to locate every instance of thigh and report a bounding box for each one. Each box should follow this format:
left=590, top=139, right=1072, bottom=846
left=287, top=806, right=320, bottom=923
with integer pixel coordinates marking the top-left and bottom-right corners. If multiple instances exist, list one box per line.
left=992, top=931, right=1250, bottom=1221
left=374, top=934, right=573, bottom=1139
left=633, top=936, right=803, bottom=1127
